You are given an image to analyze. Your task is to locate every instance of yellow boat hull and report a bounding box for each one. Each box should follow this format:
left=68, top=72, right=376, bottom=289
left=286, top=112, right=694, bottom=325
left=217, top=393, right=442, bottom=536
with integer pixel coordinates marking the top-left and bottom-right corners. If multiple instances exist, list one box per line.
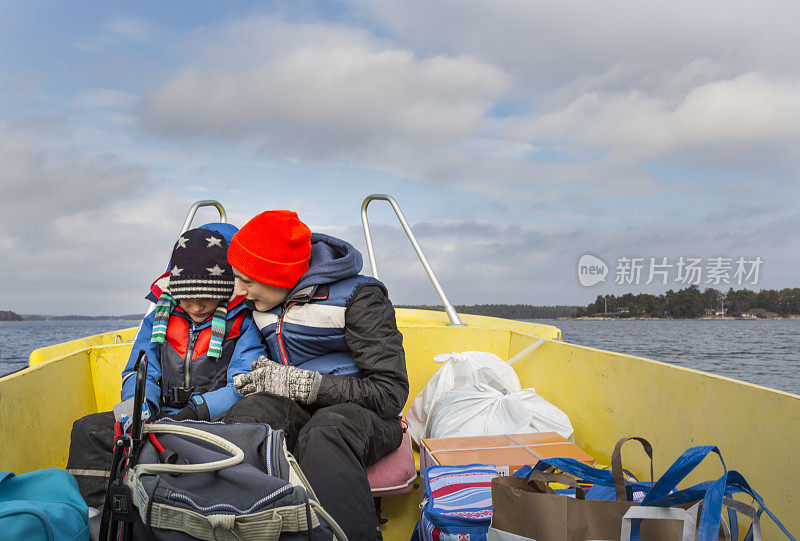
left=1, top=309, right=797, bottom=539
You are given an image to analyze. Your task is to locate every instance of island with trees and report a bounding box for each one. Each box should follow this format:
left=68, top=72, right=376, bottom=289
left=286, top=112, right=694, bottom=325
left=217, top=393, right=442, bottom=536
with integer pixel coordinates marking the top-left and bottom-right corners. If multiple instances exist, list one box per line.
left=574, top=286, right=800, bottom=319
left=399, top=287, right=800, bottom=320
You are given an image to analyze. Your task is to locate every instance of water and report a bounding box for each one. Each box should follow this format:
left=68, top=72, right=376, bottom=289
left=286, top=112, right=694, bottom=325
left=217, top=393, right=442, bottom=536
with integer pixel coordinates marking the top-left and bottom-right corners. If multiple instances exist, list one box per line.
left=528, top=319, right=800, bottom=396
left=1, top=319, right=798, bottom=396
left=0, top=320, right=140, bottom=376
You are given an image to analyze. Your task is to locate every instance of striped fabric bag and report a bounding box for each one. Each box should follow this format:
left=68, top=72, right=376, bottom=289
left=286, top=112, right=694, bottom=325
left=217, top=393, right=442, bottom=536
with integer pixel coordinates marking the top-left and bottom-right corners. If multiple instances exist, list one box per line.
left=412, top=464, right=500, bottom=541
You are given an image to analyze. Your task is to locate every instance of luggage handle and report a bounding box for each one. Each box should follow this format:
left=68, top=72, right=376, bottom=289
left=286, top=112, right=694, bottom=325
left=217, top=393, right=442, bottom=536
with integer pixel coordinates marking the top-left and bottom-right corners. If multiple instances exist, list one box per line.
left=526, top=470, right=586, bottom=500
left=611, top=437, right=654, bottom=503
left=130, top=422, right=244, bottom=475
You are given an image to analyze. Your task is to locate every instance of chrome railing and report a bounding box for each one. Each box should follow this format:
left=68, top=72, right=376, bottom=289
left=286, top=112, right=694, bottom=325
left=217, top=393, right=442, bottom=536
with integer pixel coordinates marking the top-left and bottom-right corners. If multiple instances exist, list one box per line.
left=360, top=194, right=465, bottom=326
left=180, top=200, right=227, bottom=234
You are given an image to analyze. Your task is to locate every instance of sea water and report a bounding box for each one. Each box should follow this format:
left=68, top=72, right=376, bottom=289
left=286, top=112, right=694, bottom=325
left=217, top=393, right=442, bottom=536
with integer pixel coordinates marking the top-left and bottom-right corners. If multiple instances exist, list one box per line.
left=0, top=318, right=798, bottom=396
left=0, top=320, right=140, bottom=376
left=528, top=319, right=800, bottom=396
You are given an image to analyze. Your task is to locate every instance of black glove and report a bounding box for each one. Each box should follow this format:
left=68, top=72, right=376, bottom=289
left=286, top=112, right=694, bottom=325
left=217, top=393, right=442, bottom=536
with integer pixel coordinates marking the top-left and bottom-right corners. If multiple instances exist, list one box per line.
left=167, top=405, right=200, bottom=421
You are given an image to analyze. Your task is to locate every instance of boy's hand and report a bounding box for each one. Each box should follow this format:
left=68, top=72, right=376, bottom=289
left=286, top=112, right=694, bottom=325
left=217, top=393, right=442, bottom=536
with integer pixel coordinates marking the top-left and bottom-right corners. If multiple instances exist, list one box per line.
left=233, top=356, right=321, bottom=404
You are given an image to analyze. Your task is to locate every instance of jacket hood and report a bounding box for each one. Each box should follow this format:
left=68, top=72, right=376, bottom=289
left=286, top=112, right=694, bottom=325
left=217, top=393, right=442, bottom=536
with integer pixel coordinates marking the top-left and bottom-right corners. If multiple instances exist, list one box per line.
left=290, top=233, right=363, bottom=295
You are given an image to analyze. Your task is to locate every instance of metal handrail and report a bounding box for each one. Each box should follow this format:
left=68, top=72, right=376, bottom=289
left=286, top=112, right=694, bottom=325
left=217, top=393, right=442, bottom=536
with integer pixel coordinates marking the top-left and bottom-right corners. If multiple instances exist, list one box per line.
left=179, top=200, right=227, bottom=235
left=360, top=194, right=465, bottom=326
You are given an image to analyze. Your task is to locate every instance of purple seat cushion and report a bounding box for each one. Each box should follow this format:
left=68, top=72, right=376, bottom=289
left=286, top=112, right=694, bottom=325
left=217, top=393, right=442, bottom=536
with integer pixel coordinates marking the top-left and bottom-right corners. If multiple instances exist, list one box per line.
left=367, top=430, right=417, bottom=497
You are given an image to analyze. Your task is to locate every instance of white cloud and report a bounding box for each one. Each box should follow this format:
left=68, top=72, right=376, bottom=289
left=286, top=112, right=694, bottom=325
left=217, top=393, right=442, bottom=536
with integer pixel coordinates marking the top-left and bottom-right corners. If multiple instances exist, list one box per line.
left=514, top=72, right=800, bottom=157
left=138, top=15, right=519, bottom=191
left=342, top=0, right=800, bottom=184
left=141, top=17, right=508, bottom=156
left=104, top=17, right=152, bottom=43
left=0, top=125, right=186, bottom=314
left=348, top=0, right=800, bottom=91
left=74, top=16, right=153, bottom=51
left=333, top=215, right=800, bottom=307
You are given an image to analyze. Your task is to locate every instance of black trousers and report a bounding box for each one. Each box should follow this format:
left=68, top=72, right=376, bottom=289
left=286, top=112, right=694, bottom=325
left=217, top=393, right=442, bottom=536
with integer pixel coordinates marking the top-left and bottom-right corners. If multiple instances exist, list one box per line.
left=222, top=393, right=403, bottom=541
left=66, top=411, right=116, bottom=508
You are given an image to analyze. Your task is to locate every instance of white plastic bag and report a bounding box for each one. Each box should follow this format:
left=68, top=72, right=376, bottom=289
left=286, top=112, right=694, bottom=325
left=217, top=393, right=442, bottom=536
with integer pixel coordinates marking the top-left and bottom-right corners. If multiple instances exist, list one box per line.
left=425, top=382, right=574, bottom=441
left=405, top=351, right=521, bottom=444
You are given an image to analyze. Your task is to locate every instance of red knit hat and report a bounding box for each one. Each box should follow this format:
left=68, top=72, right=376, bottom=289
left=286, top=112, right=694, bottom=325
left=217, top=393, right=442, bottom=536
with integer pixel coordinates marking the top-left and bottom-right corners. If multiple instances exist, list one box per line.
left=227, top=210, right=312, bottom=289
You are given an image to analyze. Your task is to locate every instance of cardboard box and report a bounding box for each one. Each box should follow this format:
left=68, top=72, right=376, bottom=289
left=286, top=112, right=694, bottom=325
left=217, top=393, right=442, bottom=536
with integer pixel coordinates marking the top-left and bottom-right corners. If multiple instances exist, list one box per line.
left=421, top=432, right=595, bottom=476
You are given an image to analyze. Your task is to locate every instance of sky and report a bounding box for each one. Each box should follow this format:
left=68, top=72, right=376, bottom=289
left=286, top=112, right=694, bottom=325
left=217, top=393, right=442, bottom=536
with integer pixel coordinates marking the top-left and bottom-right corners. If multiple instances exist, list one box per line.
left=1, top=0, right=799, bottom=315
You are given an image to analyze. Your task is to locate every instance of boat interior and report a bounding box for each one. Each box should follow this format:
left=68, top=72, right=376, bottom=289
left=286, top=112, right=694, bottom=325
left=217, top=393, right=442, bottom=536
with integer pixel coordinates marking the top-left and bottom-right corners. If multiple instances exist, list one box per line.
left=1, top=197, right=798, bottom=539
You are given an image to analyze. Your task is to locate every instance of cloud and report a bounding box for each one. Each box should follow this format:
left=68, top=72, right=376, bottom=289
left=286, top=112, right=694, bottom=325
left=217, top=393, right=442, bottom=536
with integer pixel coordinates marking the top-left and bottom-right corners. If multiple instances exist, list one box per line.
left=326, top=214, right=800, bottom=306
left=138, top=16, right=522, bottom=192
left=510, top=72, right=800, bottom=164
left=137, top=14, right=671, bottom=200
left=348, top=0, right=800, bottom=90
left=0, top=125, right=186, bottom=314
left=104, top=17, right=152, bottom=42
left=343, top=1, right=800, bottom=186
left=135, top=9, right=800, bottom=205
left=141, top=16, right=508, bottom=155
left=1, top=71, right=43, bottom=108
left=73, top=16, right=153, bottom=51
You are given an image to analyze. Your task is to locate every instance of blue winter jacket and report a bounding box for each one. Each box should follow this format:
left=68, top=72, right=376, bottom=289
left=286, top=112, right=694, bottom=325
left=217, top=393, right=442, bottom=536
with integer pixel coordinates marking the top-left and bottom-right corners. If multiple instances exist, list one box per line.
left=121, top=299, right=265, bottom=420
left=120, top=222, right=265, bottom=420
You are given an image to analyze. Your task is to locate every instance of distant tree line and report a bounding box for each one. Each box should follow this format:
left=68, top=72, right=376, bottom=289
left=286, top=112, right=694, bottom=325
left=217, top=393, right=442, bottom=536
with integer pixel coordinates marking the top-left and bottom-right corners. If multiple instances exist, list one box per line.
left=0, top=310, right=23, bottom=321
left=574, top=287, right=800, bottom=318
left=397, top=304, right=579, bottom=319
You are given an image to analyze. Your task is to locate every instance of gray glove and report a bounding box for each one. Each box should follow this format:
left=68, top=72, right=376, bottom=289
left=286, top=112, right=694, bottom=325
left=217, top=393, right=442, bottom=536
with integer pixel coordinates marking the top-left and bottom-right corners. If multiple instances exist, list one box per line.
left=233, top=356, right=322, bottom=404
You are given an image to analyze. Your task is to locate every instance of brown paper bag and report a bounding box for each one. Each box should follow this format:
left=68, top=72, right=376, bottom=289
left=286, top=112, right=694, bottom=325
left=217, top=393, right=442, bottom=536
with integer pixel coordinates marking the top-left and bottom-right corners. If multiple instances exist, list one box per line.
left=491, top=476, right=686, bottom=540
left=490, top=437, right=683, bottom=541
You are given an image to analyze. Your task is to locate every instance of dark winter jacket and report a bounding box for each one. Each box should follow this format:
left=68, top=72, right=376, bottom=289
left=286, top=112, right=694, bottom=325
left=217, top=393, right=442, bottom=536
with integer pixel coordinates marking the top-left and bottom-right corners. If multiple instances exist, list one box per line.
left=251, top=233, right=409, bottom=419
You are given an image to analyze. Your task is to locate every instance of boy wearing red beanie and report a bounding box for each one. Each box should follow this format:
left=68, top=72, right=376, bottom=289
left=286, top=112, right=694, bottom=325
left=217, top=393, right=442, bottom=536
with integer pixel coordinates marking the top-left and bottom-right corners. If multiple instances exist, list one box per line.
left=224, top=210, right=409, bottom=540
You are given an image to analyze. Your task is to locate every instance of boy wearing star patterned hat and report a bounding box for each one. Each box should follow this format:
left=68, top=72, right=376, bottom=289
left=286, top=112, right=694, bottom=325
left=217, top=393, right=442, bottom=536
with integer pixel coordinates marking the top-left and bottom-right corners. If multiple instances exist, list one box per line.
left=66, top=225, right=265, bottom=508
left=149, top=227, right=238, bottom=359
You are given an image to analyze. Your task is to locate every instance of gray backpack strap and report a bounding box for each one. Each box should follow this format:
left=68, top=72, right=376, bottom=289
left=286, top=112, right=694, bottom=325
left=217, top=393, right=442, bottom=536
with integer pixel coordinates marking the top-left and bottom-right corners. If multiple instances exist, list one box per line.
left=146, top=502, right=321, bottom=541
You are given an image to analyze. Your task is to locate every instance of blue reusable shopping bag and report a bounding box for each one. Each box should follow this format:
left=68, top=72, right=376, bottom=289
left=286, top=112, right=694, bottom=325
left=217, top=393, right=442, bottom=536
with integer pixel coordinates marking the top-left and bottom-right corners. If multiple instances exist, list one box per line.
left=531, top=444, right=796, bottom=541
left=0, top=469, right=90, bottom=541
left=637, top=446, right=796, bottom=541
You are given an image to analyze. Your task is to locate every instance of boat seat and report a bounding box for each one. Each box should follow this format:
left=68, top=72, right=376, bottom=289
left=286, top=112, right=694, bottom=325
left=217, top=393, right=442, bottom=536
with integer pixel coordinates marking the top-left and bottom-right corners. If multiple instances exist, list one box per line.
left=367, top=429, right=416, bottom=497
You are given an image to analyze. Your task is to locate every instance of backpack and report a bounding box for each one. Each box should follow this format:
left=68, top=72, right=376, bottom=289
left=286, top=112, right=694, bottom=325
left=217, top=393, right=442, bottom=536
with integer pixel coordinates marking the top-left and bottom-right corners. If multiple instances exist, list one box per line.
left=0, top=469, right=89, bottom=541
left=412, top=464, right=500, bottom=541
left=113, top=419, right=345, bottom=540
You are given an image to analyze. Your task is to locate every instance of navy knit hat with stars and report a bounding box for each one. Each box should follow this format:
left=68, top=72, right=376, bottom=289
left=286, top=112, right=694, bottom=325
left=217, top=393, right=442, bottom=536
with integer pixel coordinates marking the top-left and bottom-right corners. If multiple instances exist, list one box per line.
left=167, top=227, right=235, bottom=300
left=150, top=228, right=236, bottom=359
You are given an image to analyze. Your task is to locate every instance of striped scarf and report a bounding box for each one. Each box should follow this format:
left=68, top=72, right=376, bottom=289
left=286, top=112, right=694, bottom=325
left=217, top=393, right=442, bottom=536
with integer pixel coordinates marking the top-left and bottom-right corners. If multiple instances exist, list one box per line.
left=151, top=290, right=228, bottom=359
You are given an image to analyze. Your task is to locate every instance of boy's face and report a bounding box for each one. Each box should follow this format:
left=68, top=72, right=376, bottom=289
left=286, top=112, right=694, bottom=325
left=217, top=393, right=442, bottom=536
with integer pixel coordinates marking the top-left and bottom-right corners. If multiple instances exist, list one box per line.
left=232, top=267, right=291, bottom=312
left=179, top=298, right=219, bottom=324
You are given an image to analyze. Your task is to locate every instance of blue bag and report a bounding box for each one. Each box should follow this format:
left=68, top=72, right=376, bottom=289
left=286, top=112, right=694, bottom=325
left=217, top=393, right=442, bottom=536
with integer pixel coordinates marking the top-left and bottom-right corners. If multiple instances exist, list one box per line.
left=638, top=446, right=796, bottom=541
left=412, top=464, right=499, bottom=541
left=0, top=469, right=89, bottom=541
left=531, top=440, right=796, bottom=541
